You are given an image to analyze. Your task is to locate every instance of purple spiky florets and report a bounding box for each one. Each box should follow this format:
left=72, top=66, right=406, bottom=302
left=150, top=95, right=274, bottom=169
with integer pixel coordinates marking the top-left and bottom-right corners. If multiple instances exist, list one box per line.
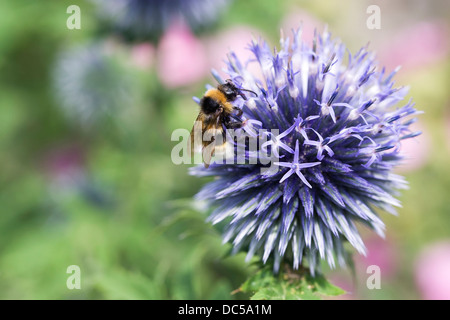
left=190, top=28, right=421, bottom=274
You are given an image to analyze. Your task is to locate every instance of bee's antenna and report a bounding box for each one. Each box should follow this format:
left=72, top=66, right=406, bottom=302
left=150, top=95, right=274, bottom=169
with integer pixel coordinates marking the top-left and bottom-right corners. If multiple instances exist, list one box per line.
left=239, top=88, right=258, bottom=97
left=224, top=79, right=258, bottom=99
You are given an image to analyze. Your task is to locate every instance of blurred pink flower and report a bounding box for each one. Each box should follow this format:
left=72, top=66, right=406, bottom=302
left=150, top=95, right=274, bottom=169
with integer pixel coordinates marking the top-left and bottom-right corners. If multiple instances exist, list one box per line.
left=44, top=144, right=84, bottom=178
left=396, top=122, right=430, bottom=172
left=130, top=43, right=155, bottom=70
left=156, top=21, right=208, bottom=88
left=356, top=236, right=399, bottom=279
left=204, top=26, right=266, bottom=82
left=280, top=9, right=324, bottom=46
left=43, top=144, right=85, bottom=193
left=378, top=21, right=449, bottom=72
left=415, top=241, right=450, bottom=300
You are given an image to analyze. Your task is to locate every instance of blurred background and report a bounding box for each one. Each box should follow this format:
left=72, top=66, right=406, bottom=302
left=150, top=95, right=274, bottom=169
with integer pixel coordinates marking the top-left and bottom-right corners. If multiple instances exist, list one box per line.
left=0, top=0, right=449, bottom=299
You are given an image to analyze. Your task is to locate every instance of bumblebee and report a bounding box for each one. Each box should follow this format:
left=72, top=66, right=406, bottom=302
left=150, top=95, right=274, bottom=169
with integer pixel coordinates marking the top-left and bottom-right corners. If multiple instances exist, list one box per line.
left=190, top=79, right=256, bottom=167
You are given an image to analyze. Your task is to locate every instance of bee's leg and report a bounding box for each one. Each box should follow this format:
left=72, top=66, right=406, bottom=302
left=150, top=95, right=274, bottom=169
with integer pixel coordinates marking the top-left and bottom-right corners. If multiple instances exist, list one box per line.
left=215, top=106, right=224, bottom=115
left=233, top=107, right=243, bottom=117
left=226, top=119, right=247, bottom=129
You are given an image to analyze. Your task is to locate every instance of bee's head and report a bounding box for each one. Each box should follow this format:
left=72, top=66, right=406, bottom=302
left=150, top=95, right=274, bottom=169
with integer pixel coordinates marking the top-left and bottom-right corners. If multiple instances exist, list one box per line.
left=219, top=79, right=257, bottom=101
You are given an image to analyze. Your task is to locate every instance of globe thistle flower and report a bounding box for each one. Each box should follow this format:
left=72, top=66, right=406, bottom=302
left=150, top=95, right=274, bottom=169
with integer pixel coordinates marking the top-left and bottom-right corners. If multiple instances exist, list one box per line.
left=53, top=44, right=133, bottom=127
left=190, top=28, right=421, bottom=275
left=92, top=0, right=230, bottom=42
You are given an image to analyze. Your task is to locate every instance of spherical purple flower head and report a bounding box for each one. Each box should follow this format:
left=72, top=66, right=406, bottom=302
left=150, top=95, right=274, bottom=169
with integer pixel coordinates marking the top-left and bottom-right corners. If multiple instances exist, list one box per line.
left=190, top=28, right=421, bottom=275
left=92, top=0, right=230, bottom=42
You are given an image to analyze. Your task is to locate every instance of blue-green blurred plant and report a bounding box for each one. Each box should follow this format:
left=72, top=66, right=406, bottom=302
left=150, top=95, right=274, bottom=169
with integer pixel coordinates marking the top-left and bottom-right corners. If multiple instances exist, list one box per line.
left=53, top=43, right=135, bottom=128
left=92, top=0, right=231, bottom=42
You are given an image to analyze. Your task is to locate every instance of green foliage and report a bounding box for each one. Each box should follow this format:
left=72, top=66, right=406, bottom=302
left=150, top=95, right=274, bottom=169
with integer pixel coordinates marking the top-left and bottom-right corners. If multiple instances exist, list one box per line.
left=240, top=266, right=345, bottom=300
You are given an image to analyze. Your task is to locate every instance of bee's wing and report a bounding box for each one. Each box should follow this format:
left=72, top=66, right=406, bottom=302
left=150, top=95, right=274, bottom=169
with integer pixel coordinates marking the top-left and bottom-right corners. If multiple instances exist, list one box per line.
left=190, top=112, right=227, bottom=168
left=189, top=112, right=203, bottom=157
left=202, top=138, right=215, bottom=168
left=202, top=116, right=219, bottom=168
left=203, top=115, right=228, bottom=168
